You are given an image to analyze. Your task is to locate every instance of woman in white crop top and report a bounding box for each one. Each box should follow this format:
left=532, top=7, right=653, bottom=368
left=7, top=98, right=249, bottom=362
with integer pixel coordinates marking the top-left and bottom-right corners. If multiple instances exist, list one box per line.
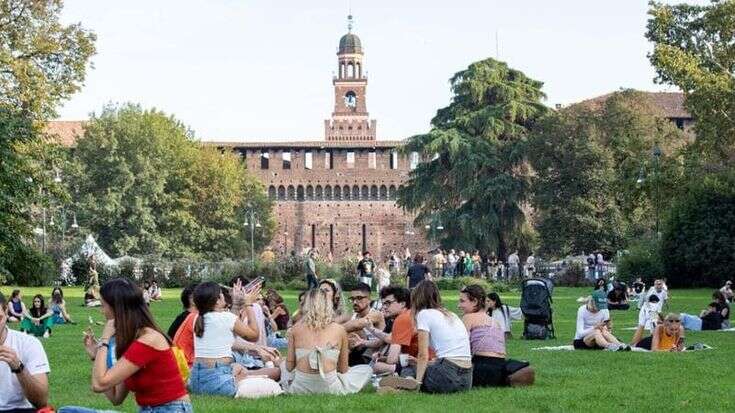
left=380, top=280, right=472, bottom=394
left=189, top=281, right=260, bottom=397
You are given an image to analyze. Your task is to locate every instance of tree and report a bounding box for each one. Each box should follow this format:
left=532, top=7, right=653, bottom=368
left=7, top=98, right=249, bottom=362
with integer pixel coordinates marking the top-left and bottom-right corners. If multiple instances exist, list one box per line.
left=528, top=90, right=686, bottom=257
left=72, top=104, right=274, bottom=259
left=0, top=0, right=95, bottom=279
left=660, top=170, right=735, bottom=287
left=528, top=105, right=624, bottom=257
left=397, top=58, right=547, bottom=259
left=647, top=0, right=735, bottom=165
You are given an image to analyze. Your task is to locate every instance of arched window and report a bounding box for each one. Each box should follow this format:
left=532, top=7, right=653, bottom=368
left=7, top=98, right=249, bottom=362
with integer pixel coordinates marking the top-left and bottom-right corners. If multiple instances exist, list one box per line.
left=361, top=185, right=369, bottom=200
left=325, top=185, right=333, bottom=200
left=334, top=185, right=342, bottom=199
left=347, top=62, right=354, bottom=78
left=278, top=185, right=286, bottom=200
left=268, top=186, right=276, bottom=199
left=287, top=185, right=295, bottom=200
left=297, top=185, right=304, bottom=201
left=306, top=185, right=314, bottom=200
left=380, top=185, right=387, bottom=200
left=343, top=185, right=350, bottom=200
left=356, top=62, right=361, bottom=78
left=370, top=185, right=378, bottom=200
left=315, top=185, right=323, bottom=200
left=389, top=185, right=397, bottom=200
left=352, top=185, right=360, bottom=199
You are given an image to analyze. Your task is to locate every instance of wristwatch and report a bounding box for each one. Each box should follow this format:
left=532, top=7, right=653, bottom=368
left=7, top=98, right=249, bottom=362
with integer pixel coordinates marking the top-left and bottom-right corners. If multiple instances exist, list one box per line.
left=11, top=362, right=24, bottom=374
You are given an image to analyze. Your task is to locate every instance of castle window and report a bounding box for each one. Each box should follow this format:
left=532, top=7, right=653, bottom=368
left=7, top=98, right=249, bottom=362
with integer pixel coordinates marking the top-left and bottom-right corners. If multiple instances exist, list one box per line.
left=287, top=185, right=295, bottom=200
left=380, top=185, right=387, bottom=200
left=334, top=185, right=342, bottom=199
left=268, top=186, right=276, bottom=199
left=361, top=185, right=369, bottom=200
left=390, top=151, right=398, bottom=169
left=370, top=185, right=378, bottom=200
left=260, top=151, right=269, bottom=169
left=278, top=185, right=286, bottom=200
left=282, top=151, right=291, bottom=169
left=410, top=152, right=419, bottom=170
left=306, top=185, right=314, bottom=200
left=305, top=151, right=313, bottom=170
left=325, top=185, right=333, bottom=200
left=389, top=185, right=397, bottom=200
left=368, top=151, right=376, bottom=169
left=325, top=150, right=334, bottom=169
left=315, top=185, right=323, bottom=200
left=346, top=151, right=355, bottom=169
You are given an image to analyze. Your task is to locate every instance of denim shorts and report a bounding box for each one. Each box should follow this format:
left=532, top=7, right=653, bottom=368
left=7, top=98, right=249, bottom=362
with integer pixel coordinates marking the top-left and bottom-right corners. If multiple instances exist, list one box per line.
left=139, top=401, right=193, bottom=413
left=421, top=358, right=473, bottom=394
left=189, top=362, right=237, bottom=397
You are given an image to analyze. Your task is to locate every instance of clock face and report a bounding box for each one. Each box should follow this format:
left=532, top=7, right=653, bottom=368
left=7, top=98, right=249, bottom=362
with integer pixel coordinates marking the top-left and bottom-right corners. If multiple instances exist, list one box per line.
left=344, top=91, right=357, bottom=108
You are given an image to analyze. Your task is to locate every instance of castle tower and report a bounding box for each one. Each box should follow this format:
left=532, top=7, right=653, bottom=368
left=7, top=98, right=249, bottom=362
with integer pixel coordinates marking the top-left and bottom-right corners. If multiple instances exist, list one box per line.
left=324, top=15, right=377, bottom=141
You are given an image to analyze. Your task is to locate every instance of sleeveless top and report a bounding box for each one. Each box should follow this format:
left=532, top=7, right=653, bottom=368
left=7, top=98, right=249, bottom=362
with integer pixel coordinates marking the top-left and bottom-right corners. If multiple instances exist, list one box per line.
left=51, top=303, right=62, bottom=316
left=469, top=323, right=506, bottom=356
left=656, top=329, right=678, bottom=351
left=11, top=299, right=22, bottom=314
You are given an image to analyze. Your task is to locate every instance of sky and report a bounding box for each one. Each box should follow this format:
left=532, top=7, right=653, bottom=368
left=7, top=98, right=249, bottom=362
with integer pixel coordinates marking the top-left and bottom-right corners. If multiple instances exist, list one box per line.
left=57, top=0, right=707, bottom=142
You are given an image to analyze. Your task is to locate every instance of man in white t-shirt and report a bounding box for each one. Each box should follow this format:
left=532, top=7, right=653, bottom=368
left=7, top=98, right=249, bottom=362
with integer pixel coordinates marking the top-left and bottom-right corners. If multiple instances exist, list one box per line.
left=0, top=292, right=50, bottom=412
left=647, top=279, right=669, bottom=307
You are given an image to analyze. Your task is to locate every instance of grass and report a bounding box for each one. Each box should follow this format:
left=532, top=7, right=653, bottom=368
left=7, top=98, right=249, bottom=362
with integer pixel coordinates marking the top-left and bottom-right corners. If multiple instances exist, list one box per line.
left=3, top=285, right=733, bottom=412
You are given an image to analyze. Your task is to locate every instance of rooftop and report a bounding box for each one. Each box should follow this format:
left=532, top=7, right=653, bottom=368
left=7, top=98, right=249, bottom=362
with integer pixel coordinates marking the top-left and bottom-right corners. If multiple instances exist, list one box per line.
left=576, top=91, right=690, bottom=119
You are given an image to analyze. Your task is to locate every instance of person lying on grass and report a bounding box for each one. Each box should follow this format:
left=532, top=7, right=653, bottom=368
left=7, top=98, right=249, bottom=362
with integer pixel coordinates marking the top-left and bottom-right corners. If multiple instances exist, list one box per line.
left=80, top=278, right=192, bottom=413
left=458, top=285, right=534, bottom=387
left=573, top=296, right=630, bottom=351
left=680, top=299, right=725, bottom=332
left=632, top=313, right=684, bottom=351
left=189, top=281, right=261, bottom=397
left=285, top=288, right=371, bottom=394
left=0, top=291, right=50, bottom=412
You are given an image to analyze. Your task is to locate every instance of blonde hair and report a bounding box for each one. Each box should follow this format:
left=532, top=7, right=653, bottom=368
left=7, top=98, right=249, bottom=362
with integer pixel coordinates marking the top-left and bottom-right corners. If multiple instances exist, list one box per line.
left=302, top=288, right=334, bottom=330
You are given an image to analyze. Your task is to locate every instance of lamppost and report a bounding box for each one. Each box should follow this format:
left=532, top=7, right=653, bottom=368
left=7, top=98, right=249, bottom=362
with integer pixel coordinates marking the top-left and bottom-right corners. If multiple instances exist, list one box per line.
left=243, top=208, right=261, bottom=268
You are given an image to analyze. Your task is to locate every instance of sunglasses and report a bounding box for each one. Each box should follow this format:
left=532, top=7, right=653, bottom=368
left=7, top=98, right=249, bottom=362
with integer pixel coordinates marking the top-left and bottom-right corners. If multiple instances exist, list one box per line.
left=319, top=288, right=332, bottom=294
left=348, top=296, right=369, bottom=302
left=382, top=299, right=396, bottom=307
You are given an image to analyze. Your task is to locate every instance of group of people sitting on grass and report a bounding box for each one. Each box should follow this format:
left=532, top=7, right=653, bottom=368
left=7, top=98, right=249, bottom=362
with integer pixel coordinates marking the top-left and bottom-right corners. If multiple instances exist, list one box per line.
left=3, top=288, right=76, bottom=338
left=574, top=280, right=731, bottom=351
left=0, top=276, right=535, bottom=412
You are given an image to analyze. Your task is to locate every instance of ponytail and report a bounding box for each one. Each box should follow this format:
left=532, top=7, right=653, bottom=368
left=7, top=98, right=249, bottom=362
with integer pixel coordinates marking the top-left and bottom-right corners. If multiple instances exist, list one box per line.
left=194, top=310, right=207, bottom=338
left=192, top=282, right=221, bottom=338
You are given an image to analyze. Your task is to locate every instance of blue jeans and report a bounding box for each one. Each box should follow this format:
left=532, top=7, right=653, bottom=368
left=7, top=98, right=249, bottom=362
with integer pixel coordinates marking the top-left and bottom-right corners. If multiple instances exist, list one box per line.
left=189, top=362, right=237, bottom=397
left=139, top=401, right=193, bottom=413
left=681, top=313, right=702, bottom=331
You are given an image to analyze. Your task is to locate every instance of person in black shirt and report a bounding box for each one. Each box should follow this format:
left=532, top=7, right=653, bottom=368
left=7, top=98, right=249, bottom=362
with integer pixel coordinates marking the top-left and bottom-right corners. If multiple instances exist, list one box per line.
left=406, top=254, right=431, bottom=289
left=167, top=283, right=197, bottom=338
left=713, top=290, right=731, bottom=329
left=607, top=285, right=630, bottom=310
left=357, top=251, right=376, bottom=288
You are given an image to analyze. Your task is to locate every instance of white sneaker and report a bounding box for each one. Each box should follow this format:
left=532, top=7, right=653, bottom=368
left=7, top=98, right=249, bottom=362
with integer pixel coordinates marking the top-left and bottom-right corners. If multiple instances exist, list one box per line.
left=605, top=343, right=621, bottom=351
left=43, top=330, right=50, bottom=338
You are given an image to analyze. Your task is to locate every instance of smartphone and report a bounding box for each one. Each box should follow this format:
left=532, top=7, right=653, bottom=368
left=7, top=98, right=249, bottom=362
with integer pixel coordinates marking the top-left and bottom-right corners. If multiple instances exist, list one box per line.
left=244, top=276, right=265, bottom=292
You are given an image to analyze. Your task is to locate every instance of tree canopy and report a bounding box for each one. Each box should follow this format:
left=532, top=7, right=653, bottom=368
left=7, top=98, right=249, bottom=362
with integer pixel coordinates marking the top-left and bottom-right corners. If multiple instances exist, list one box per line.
left=71, top=104, right=274, bottom=259
left=397, top=58, right=547, bottom=258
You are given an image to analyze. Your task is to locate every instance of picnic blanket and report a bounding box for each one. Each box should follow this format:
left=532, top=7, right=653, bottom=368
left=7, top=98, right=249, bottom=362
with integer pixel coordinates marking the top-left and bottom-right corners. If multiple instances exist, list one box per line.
left=532, top=344, right=713, bottom=352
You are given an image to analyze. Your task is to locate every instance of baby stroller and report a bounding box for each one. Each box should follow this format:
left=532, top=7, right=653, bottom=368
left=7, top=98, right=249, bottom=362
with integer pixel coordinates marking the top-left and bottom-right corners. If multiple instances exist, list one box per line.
left=520, top=278, right=555, bottom=339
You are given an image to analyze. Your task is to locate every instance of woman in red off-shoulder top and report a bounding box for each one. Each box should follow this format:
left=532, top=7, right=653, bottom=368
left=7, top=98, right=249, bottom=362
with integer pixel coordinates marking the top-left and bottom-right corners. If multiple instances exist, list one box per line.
left=82, top=278, right=192, bottom=413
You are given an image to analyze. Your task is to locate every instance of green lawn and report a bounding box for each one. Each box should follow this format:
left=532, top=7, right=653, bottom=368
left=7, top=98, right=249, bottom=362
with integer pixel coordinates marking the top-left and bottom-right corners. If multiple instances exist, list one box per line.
left=3, top=286, right=733, bottom=412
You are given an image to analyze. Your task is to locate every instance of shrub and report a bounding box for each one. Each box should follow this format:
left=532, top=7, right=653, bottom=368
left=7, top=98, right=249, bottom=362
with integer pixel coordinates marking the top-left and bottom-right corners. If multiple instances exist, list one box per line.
left=661, top=171, right=735, bottom=287
left=5, top=247, right=56, bottom=286
left=553, top=262, right=591, bottom=287
left=616, top=238, right=664, bottom=284
left=285, top=279, right=307, bottom=291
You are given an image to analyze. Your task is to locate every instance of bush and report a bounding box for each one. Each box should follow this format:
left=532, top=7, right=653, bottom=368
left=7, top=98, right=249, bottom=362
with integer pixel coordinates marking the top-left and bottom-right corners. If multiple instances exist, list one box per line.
left=616, top=238, right=664, bottom=284
left=661, top=172, right=735, bottom=287
left=5, top=246, right=57, bottom=286
left=553, top=262, right=591, bottom=287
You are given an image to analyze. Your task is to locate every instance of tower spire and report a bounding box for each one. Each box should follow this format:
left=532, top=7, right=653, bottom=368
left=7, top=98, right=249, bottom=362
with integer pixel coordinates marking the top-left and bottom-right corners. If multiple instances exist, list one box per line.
left=347, top=13, right=353, bottom=33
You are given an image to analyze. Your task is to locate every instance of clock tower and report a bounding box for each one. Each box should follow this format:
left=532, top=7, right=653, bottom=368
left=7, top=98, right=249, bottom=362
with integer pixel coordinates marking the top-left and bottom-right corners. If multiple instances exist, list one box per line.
left=324, top=15, right=377, bottom=141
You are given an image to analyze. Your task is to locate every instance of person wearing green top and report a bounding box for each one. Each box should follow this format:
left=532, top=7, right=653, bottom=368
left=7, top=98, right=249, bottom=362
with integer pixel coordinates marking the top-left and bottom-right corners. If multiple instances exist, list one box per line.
left=592, top=279, right=610, bottom=320
left=463, top=255, right=474, bottom=276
